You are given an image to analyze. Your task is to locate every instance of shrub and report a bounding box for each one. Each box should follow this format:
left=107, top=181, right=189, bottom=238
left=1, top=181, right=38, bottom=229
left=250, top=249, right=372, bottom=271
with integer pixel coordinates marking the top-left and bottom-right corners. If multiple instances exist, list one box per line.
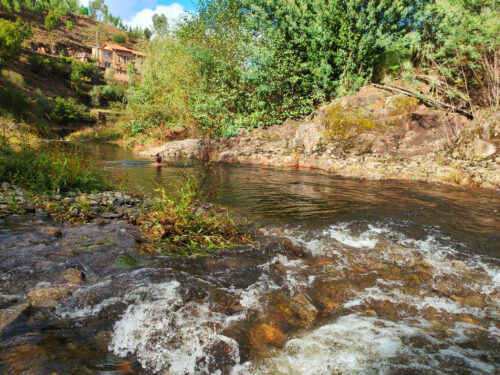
left=45, top=9, right=60, bottom=31
left=90, top=85, right=102, bottom=107
left=66, top=20, right=73, bottom=30
left=0, top=19, right=29, bottom=69
left=0, top=88, right=28, bottom=117
left=50, top=97, right=91, bottom=124
left=0, top=140, right=112, bottom=193
left=112, top=34, right=126, bottom=44
left=70, top=60, right=102, bottom=91
left=28, top=54, right=44, bottom=72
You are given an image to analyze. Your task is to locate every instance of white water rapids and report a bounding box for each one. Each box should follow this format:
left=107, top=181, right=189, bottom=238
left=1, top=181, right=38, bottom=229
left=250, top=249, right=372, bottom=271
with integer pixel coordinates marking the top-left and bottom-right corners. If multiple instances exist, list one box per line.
left=55, top=221, right=499, bottom=375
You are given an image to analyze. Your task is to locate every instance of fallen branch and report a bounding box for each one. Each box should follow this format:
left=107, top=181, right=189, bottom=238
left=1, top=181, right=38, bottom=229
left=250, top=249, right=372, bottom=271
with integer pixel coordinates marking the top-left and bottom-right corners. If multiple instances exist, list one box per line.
left=372, top=83, right=474, bottom=120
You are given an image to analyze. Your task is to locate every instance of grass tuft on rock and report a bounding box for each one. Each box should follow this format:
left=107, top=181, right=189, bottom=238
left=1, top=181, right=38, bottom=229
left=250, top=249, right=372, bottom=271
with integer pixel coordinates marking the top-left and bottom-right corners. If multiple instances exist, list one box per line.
left=140, top=170, right=250, bottom=256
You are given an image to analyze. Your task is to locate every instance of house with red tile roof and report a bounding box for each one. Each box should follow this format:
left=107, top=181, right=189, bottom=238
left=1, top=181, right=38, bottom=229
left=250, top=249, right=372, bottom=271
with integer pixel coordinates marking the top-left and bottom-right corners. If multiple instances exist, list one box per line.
left=91, top=43, right=146, bottom=83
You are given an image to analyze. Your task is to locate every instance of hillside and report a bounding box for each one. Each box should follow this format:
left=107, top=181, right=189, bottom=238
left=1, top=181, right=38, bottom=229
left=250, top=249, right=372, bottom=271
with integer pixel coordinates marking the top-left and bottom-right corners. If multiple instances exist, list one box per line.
left=0, top=10, right=138, bottom=54
left=0, top=10, right=138, bottom=103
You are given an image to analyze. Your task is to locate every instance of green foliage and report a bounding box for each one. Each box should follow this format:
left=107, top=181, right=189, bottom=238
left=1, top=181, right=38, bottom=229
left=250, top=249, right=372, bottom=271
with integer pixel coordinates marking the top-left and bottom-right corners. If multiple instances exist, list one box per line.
left=28, top=54, right=72, bottom=78
left=112, top=33, right=127, bottom=44
left=66, top=20, right=73, bottom=30
left=141, top=170, right=249, bottom=254
left=143, top=28, right=152, bottom=40
left=422, top=0, right=500, bottom=107
left=51, top=97, right=91, bottom=124
left=152, top=13, right=169, bottom=35
left=70, top=60, right=102, bottom=92
left=0, top=19, right=30, bottom=69
left=90, top=84, right=126, bottom=107
left=0, top=0, right=123, bottom=29
left=44, top=9, right=61, bottom=31
left=0, top=87, right=28, bottom=117
left=130, top=0, right=429, bottom=138
left=0, top=140, right=111, bottom=193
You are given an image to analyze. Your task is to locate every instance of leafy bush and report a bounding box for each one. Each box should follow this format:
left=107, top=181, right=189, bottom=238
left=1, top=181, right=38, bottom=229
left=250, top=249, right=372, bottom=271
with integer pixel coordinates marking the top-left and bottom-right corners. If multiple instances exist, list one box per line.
left=0, top=88, right=28, bottom=117
left=70, top=60, right=102, bottom=91
left=112, top=34, right=127, bottom=44
left=422, top=0, right=500, bottom=108
left=129, top=0, right=429, bottom=138
left=0, top=140, right=112, bottom=193
left=0, top=19, right=31, bottom=69
left=89, top=84, right=126, bottom=107
left=28, top=54, right=44, bottom=72
left=66, top=20, right=73, bottom=30
left=44, top=9, right=60, bottom=31
left=50, top=97, right=91, bottom=123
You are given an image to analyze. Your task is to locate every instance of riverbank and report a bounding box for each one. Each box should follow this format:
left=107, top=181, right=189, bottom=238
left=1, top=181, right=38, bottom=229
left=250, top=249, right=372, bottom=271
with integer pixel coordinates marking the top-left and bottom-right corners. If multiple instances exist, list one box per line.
left=141, top=86, right=500, bottom=190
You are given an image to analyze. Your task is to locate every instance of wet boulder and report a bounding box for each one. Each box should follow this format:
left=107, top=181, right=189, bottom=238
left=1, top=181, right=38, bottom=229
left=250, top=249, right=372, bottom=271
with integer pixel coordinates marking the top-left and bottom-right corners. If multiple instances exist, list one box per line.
left=37, top=226, right=62, bottom=237
left=289, top=293, right=318, bottom=326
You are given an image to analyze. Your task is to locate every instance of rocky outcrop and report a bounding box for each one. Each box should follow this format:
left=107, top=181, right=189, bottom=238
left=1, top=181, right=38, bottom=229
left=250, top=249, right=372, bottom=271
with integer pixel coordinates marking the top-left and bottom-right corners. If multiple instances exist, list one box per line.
left=142, top=85, right=500, bottom=189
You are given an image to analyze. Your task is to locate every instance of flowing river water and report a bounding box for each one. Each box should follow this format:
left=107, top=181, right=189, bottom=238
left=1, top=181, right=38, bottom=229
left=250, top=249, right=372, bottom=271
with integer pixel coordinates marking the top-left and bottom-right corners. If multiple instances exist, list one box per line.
left=1, top=143, right=499, bottom=374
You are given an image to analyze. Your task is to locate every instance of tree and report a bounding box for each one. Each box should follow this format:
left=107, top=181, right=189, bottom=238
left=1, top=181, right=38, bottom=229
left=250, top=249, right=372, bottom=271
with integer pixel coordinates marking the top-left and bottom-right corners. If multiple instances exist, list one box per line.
left=152, top=13, right=169, bottom=35
left=143, top=27, right=152, bottom=40
left=423, top=0, right=500, bottom=107
left=0, top=19, right=30, bottom=69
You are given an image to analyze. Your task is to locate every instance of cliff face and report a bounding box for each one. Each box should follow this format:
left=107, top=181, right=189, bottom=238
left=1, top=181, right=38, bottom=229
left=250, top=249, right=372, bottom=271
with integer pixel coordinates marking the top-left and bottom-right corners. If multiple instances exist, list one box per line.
left=142, top=85, right=500, bottom=189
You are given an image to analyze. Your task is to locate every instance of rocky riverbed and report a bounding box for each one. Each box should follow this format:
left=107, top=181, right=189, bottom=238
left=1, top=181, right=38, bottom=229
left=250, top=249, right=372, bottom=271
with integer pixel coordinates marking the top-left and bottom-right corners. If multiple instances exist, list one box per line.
left=141, top=85, right=500, bottom=190
left=0, top=181, right=144, bottom=223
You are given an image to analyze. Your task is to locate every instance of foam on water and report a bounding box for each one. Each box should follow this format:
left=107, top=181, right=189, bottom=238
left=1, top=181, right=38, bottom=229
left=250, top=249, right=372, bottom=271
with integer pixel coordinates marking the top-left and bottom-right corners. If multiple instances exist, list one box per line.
left=233, top=313, right=497, bottom=375
left=103, top=221, right=499, bottom=374
left=109, top=280, right=240, bottom=375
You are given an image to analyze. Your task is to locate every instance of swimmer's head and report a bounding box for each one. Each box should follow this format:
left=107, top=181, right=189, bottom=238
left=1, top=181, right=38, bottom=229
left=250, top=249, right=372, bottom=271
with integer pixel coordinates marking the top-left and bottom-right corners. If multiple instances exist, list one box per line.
left=155, top=153, right=162, bottom=163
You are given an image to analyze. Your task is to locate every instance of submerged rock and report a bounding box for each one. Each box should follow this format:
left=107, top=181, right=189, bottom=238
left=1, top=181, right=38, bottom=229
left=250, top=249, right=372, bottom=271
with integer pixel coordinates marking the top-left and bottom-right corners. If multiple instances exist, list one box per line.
left=0, top=303, right=28, bottom=332
left=37, top=226, right=62, bottom=237
left=62, top=268, right=84, bottom=284
left=250, top=324, right=285, bottom=348
left=28, top=286, right=72, bottom=308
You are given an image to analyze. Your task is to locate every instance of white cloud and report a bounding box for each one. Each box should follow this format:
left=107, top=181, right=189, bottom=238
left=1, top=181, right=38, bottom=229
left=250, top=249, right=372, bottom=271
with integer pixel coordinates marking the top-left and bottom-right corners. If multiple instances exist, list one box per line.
left=125, top=3, right=186, bottom=30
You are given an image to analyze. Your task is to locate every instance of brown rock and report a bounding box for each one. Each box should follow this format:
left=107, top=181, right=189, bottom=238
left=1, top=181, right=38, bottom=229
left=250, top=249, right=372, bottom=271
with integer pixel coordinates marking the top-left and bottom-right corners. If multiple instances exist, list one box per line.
left=289, top=293, right=318, bottom=326
left=250, top=324, right=285, bottom=347
left=63, top=268, right=84, bottom=284
left=116, top=360, right=133, bottom=374
left=37, top=226, right=62, bottom=237
left=472, top=139, right=497, bottom=158
left=28, top=287, right=71, bottom=308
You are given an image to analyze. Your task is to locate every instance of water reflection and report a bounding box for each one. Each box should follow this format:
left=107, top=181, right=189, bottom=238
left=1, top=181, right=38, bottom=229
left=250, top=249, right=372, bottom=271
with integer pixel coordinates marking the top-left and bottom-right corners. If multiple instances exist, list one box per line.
left=76, top=143, right=500, bottom=257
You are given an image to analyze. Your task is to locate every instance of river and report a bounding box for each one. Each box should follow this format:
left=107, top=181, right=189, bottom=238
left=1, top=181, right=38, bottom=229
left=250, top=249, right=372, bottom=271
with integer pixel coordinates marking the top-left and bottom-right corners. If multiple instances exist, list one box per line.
left=1, top=143, right=499, bottom=374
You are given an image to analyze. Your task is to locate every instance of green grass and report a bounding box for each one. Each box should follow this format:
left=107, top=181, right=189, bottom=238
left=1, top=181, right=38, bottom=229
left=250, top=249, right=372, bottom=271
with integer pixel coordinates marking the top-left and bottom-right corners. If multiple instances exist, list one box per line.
left=0, top=138, right=112, bottom=193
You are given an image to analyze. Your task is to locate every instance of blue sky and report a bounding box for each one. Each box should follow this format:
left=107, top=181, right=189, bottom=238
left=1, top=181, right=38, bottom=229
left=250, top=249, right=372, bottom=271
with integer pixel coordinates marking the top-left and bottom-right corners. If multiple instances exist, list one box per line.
left=81, top=1, right=196, bottom=29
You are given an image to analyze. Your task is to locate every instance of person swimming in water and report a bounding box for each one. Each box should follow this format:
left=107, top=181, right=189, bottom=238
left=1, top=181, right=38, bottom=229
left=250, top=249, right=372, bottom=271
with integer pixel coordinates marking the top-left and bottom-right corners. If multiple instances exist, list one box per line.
left=152, top=153, right=163, bottom=166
